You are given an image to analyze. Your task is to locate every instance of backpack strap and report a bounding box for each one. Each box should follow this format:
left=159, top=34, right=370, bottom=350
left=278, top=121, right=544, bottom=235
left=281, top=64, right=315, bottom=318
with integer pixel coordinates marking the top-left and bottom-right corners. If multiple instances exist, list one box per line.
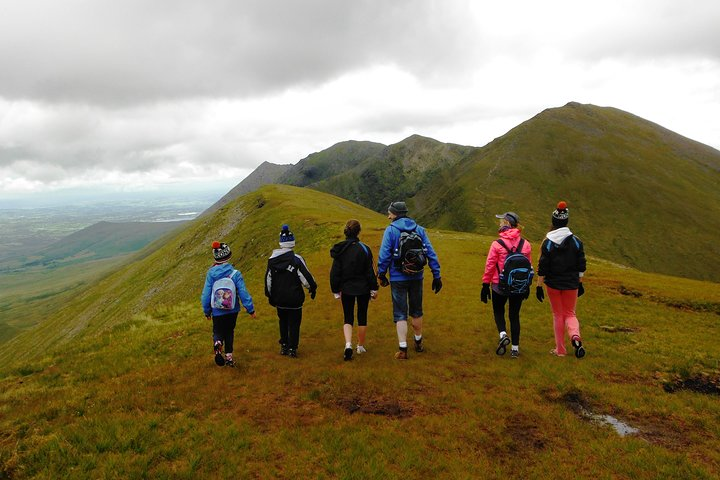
left=496, top=238, right=523, bottom=253
left=390, top=224, right=419, bottom=260
left=358, top=241, right=370, bottom=258
left=495, top=238, right=524, bottom=275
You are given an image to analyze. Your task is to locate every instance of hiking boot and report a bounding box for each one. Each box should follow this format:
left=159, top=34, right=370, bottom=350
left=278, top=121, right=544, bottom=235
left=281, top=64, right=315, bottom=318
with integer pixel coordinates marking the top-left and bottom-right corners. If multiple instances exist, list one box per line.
left=550, top=349, right=566, bottom=357
left=394, top=350, right=408, bottom=360
left=344, top=347, right=353, bottom=361
left=225, top=358, right=235, bottom=368
left=572, top=337, right=586, bottom=359
left=496, top=335, right=511, bottom=356
left=214, top=341, right=225, bottom=366
left=280, top=344, right=289, bottom=356
left=511, top=349, right=519, bottom=359
left=356, top=345, right=367, bottom=354
left=288, top=348, right=298, bottom=358
left=414, top=337, right=425, bottom=353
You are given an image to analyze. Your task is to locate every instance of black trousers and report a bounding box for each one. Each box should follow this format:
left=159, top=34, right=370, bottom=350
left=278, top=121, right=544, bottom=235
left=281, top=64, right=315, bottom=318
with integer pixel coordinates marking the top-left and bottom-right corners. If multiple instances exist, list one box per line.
left=341, top=293, right=371, bottom=326
left=277, top=308, right=303, bottom=350
left=491, top=292, right=523, bottom=346
left=212, top=312, right=238, bottom=354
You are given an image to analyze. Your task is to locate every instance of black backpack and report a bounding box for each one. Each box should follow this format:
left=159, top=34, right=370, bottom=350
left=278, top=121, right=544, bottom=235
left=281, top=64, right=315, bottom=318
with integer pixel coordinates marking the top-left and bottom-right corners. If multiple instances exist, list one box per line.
left=396, top=229, right=427, bottom=275
left=496, top=238, right=534, bottom=295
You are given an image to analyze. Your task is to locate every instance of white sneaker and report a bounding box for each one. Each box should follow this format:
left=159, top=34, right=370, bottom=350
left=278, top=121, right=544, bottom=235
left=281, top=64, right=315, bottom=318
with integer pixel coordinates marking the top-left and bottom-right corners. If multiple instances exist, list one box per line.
left=356, top=345, right=367, bottom=354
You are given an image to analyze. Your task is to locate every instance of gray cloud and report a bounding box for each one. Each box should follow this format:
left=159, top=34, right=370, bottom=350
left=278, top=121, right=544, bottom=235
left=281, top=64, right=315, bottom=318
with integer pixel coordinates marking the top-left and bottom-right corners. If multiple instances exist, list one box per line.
left=0, top=0, right=479, bottom=105
left=568, top=2, right=720, bottom=61
left=1, top=0, right=719, bottom=196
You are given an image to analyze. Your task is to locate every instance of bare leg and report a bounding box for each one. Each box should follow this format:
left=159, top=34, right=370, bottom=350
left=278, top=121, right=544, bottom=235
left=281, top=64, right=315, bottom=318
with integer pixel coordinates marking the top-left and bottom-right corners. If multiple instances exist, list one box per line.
left=343, top=323, right=353, bottom=345
left=411, top=316, right=423, bottom=337
left=357, top=325, right=367, bottom=346
left=396, top=320, right=408, bottom=344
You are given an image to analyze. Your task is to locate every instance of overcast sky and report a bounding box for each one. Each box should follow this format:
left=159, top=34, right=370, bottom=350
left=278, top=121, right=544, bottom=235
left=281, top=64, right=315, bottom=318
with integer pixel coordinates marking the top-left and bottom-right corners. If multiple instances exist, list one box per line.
left=1, top=0, right=719, bottom=202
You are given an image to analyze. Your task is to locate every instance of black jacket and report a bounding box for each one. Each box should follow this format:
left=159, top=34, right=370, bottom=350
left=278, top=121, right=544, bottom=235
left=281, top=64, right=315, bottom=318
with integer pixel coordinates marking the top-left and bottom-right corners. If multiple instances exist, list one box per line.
left=537, top=234, right=586, bottom=290
left=329, top=237, right=379, bottom=295
left=265, top=249, right=317, bottom=309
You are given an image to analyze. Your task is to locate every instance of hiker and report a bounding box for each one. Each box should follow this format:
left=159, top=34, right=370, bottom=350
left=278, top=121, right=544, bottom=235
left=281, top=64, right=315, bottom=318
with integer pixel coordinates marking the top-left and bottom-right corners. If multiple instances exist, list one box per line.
left=265, top=224, right=317, bottom=358
left=481, top=212, right=533, bottom=358
left=330, top=219, right=379, bottom=361
left=201, top=241, right=256, bottom=367
left=536, top=201, right=587, bottom=358
left=377, top=201, right=442, bottom=359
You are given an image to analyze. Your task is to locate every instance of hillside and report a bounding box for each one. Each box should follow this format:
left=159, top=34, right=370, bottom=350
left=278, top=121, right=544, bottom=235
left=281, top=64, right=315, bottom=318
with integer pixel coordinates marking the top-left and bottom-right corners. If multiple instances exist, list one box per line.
left=277, top=140, right=386, bottom=187
left=1, top=185, right=719, bottom=478
left=410, top=102, right=720, bottom=282
left=23, top=221, right=185, bottom=267
left=312, top=135, right=476, bottom=212
left=223, top=103, right=720, bottom=282
left=202, top=161, right=292, bottom=215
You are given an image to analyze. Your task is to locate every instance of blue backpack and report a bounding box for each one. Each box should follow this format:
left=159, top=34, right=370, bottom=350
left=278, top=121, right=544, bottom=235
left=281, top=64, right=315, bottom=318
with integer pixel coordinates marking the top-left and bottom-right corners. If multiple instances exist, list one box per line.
left=495, top=239, right=533, bottom=295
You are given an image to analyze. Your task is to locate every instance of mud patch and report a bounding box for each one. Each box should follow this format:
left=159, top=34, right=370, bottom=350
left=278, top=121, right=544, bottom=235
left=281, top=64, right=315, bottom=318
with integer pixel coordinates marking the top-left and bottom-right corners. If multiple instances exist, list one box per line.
left=616, top=285, right=720, bottom=315
left=337, top=396, right=413, bottom=418
left=651, top=297, right=720, bottom=315
left=619, top=285, right=643, bottom=297
left=631, top=416, right=696, bottom=450
left=664, top=373, right=720, bottom=395
left=505, top=413, right=547, bottom=450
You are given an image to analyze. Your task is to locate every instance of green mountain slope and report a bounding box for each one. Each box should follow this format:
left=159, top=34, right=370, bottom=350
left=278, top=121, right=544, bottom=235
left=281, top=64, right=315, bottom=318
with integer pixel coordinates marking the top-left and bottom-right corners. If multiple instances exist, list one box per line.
left=1, top=185, right=719, bottom=478
left=412, top=102, right=720, bottom=282
left=202, top=161, right=292, bottom=216
left=278, top=140, right=387, bottom=186
left=312, top=134, right=476, bottom=213
left=24, top=221, right=185, bottom=267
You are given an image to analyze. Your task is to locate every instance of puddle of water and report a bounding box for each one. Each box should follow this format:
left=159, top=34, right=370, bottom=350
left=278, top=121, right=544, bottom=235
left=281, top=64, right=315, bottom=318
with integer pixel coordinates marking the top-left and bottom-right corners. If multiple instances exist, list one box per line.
left=578, top=405, right=639, bottom=436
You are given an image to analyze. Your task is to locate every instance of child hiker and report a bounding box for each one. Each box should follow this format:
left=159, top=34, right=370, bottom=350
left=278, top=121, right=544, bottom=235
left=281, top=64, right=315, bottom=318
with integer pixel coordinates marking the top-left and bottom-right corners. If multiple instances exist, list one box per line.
left=536, top=201, right=587, bottom=358
left=201, top=241, right=256, bottom=367
left=265, top=225, right=317, bottom=358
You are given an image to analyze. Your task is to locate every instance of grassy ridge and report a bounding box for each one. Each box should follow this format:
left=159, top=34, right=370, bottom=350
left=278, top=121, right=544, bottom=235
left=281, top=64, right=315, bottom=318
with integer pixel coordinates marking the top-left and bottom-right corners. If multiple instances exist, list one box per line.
left=279, top=140, right=387, bottom=187
left=1, top=185, right=719, bottom=478
left=313, top=135, right=475, bottom=213
left=414, top=102, right=720, bottom=282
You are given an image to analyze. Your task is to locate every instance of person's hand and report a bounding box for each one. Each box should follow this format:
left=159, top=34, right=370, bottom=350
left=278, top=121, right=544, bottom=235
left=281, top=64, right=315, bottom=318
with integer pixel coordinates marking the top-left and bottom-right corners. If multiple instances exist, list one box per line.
left=370, top=290, right=378, bottom=300
left=578, top=283, right=585, bottom=297
left=334, top=292, right=341, bottom=300
left=536, top=286, right=545, bottom=302
left=378, top=274, right=389, bottom=287
left=480, top=283, right=490, bottom=304
left=523, top=288, right=530, bottom=300
left=310, top=289, right=317, bottom=300
left=205, top=315, right=212, bottom=321
left=431, top=277, right=442, bottom=294
left=249, top=311, right=257, bottom=319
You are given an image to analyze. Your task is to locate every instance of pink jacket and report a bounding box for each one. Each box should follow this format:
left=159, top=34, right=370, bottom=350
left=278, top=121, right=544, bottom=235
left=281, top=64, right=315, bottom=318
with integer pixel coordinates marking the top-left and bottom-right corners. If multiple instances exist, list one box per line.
left=482, top=228, right=533, bottom=285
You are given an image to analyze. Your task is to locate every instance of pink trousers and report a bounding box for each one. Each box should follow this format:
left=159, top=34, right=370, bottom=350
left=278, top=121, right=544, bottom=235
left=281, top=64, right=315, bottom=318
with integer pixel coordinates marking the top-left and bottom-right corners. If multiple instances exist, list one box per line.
left=546, top=286, right=581, bottom=355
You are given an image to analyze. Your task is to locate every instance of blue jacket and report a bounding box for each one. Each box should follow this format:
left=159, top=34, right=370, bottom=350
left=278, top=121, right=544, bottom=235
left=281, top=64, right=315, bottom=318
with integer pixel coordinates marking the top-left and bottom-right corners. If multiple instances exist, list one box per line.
left=377, top=217, right=441, bottom=282
left=201, top=263, right=255, bottom=317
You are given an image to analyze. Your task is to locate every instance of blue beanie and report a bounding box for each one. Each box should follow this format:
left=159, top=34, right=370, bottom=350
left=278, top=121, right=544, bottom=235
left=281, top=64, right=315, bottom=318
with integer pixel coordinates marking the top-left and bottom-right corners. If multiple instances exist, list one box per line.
left=279, top=224, right=295, bottom=246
